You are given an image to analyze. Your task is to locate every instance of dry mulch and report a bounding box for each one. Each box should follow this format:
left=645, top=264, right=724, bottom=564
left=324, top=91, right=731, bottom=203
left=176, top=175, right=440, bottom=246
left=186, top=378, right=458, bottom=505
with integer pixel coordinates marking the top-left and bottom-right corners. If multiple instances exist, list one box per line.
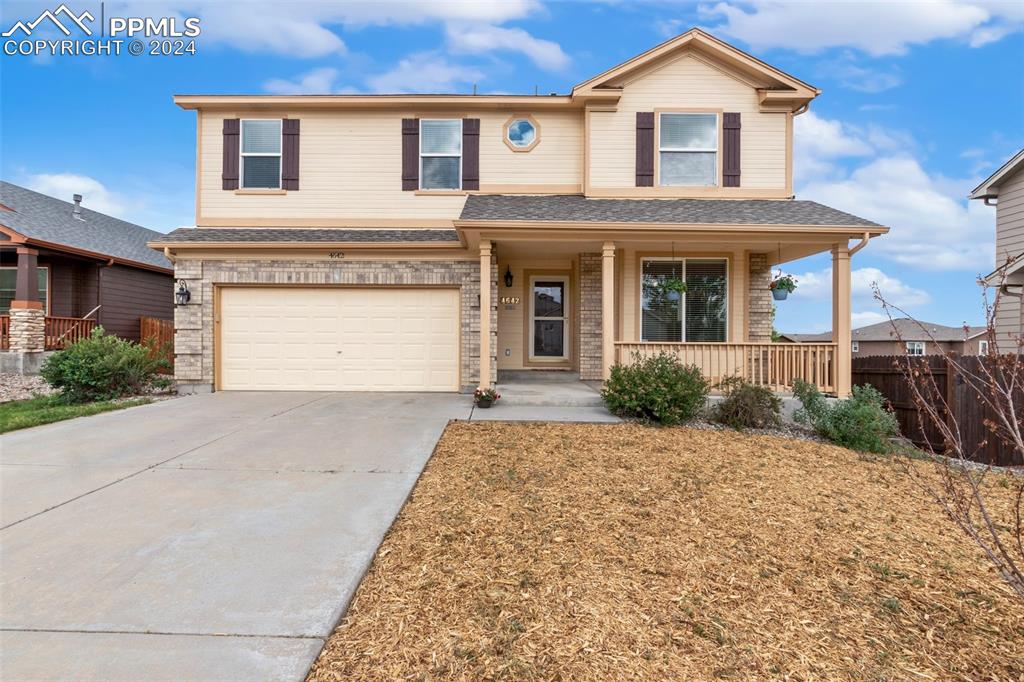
left=309, top=423, right=1023, bottom=681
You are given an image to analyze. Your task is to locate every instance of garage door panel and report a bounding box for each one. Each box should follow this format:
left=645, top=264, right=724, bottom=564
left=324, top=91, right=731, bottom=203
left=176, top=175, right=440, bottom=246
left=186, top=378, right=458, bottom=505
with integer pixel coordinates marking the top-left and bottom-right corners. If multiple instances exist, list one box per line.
left=219, top=287, right=459, bottom=392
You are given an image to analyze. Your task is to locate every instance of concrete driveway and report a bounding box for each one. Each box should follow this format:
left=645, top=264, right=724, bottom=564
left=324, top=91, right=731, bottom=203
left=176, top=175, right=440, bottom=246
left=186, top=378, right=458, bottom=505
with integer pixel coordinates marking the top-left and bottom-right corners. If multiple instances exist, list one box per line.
left=0, top=392, right=472, bottom=681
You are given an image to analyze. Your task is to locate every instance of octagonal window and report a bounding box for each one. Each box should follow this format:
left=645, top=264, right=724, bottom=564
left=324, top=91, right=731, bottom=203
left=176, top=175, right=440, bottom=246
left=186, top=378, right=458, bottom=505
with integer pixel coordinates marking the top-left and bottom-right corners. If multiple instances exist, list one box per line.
left=506, top=118, right=537, bottom=149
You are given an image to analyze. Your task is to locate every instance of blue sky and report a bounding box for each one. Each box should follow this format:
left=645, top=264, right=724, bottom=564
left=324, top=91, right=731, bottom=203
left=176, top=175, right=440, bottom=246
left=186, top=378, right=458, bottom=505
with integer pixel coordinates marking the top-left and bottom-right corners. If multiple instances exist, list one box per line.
left=2, top=0, right=1022, bottom=333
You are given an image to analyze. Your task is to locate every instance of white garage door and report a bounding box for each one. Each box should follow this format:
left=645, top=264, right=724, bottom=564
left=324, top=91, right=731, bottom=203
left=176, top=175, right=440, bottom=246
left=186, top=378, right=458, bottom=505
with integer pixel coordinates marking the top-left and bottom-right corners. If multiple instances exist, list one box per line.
left=219, top=287, right=460, bottom=392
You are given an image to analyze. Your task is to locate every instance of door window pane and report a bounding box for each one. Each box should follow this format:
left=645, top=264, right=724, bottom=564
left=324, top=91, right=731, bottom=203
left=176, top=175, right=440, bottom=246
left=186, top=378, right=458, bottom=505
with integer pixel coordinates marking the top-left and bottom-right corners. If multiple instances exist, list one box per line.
left=641, top=260, right=683, bottom=342
left=533, top=320, right=564, bottom=357
left=421, top=157, right=460, bottom=190
left=533, top=282, right=564, bottom=317
left=684, top=259, right=727, bottom=342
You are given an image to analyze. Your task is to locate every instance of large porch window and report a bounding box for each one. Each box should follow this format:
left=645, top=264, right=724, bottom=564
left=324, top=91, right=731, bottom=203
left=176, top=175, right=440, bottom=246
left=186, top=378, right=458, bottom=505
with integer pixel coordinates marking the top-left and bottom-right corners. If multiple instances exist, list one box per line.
left=641, top=258, right=727, bottom=342
left=0, top=266, right=48, bottom=314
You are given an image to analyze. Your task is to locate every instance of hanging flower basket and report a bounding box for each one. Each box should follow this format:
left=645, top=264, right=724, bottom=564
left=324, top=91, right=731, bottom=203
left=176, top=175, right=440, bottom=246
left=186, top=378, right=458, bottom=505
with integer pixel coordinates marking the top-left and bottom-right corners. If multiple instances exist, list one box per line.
left=662, top=277, right=687, bottom=301
left=769, top=274, right=798, bottom=301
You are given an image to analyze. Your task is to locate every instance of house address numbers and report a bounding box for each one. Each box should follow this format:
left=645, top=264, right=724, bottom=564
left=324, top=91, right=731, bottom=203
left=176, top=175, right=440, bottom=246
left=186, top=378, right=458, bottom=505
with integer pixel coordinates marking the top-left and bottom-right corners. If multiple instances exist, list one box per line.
left=500, top=296, right=520, bottom=304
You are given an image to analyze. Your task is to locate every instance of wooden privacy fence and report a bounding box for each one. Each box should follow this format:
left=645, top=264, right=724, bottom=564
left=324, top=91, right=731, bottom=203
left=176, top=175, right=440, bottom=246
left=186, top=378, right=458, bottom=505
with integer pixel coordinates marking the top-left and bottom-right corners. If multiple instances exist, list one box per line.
left=140, top=316, right=174, bottom=373
left=615, top=342, right=838, bottom=393
left=852, top=354, right=1023, bottom=467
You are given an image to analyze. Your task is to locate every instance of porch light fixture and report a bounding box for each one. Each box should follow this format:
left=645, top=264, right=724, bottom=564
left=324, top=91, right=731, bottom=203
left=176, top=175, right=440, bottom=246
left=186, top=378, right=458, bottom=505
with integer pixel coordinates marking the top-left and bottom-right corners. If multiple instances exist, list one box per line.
left=174, top=279, right=191, bottom=306
left=504, top=266, right=514, bottom=288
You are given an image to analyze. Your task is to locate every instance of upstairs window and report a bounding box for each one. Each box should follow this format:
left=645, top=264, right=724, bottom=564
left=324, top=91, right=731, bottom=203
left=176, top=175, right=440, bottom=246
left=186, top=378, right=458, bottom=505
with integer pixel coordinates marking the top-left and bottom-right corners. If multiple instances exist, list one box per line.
left=641, top=258, right=728, bottom=343
left=420, top=119, right=462, bottom=190
left=241, top=119, right=282, bottom=189
left=659, top=113, right=717, bottom=187
left=906, top=341, right=925, bottom=356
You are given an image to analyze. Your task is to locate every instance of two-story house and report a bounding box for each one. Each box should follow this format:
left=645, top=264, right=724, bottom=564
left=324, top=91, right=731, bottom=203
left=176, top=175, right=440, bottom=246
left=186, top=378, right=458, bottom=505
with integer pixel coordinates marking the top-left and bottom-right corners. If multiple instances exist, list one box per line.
left=970, top=148, right=1024, bottom=351
left=151, top=29, right=887, bottom=397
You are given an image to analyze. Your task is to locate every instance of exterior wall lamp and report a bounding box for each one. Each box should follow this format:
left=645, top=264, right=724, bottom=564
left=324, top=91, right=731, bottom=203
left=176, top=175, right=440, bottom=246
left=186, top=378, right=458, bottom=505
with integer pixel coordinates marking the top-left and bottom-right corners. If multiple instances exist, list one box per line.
left=174, top=279, right=191, bottom=305
left=504, top=266, right=514, bottom=288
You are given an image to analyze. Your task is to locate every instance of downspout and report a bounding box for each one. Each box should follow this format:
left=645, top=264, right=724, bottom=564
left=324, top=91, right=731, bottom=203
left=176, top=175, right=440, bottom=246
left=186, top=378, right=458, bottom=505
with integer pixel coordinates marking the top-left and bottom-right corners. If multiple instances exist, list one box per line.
left=848, top=231, right=872, bottom=257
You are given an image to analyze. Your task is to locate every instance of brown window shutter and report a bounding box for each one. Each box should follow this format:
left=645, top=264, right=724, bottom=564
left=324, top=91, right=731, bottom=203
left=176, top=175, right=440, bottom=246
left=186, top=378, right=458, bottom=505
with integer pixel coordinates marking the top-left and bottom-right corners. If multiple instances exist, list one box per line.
left=282, top=118, right=300, bottom=190
left=723, top=112, right=741, bottom=187
left=635, top=112, right=655, bottom=187
left=222, top=118, right=240, bottom=190
left=401, top=118, right=419, bottom=190
left=462, top=118, right=480, bottom=190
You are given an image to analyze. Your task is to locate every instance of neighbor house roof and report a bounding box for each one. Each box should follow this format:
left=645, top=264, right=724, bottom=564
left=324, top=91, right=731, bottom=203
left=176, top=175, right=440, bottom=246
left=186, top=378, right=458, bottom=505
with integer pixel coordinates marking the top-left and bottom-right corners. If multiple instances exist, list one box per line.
left=969, top=149, right=1024, bottom=200
left=150, top=228, right=461, bottom=247
left=459, top=195, right=883, bottom=228
left=786, top=319, right=985, bottom=343
left=0, top=181, right=172, bottom=271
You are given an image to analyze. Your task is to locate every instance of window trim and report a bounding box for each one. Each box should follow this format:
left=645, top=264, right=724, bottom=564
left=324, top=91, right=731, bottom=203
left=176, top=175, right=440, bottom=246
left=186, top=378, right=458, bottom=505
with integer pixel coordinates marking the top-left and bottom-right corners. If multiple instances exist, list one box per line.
left=655, top=109, right=721, bottom=188
left=639, top=256, right=729, bottom=343
left=978, top=340, right=989, bottom=355
left=239, top=118, right=283, bottom=190
left=503, top=114, right=540, bottom=153
left=906, top=341, right=926, bottom=356
left=0, top=265, right=51, bottom=315
left=419, top=118, right=463, bottom=190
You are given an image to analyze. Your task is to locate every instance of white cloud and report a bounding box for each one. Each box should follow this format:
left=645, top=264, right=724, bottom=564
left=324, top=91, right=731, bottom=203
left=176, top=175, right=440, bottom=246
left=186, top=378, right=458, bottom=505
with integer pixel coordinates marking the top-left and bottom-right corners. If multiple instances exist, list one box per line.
left=366, top=52, right=485, bottom=93
left=792, top=111, right=872, bottom=184
left=700, top=0, right=1021, bottom=56
left=263, top=67, right=340, bottom=95
left=22, top=173, right=126, bottom=217
left=816, top=54, right=902, bottom=93
left=446, top=23, right=569, bottom=70
left=792, top=266, right=930, bottom=308
left=99, top=0, right=544, bottom=59
left=852, top=310, right=889, bottom=327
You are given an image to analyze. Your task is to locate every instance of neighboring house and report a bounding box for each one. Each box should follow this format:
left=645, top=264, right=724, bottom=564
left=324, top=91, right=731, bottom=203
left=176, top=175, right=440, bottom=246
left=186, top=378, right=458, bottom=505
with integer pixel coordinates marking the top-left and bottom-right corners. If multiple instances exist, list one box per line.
left=969, top=149, right=1024, bottom=352
left=0, top=181, right=173, bottom=372
left=151, top=29, right=888, bottom=397
left=781, top=318, right=986, bottom=356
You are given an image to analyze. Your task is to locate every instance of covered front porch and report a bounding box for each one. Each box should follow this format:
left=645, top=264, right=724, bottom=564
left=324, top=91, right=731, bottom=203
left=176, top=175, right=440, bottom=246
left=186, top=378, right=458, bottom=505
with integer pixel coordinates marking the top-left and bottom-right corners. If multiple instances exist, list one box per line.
left=467, top=226, right=878, bottom=398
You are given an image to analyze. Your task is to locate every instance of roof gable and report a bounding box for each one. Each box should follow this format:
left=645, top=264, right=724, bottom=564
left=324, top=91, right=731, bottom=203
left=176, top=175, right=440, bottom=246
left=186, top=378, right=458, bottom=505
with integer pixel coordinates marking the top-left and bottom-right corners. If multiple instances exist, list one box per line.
left=970, top=148, right=1024, bottom=200
left=572, top=28, right=819, bottom=111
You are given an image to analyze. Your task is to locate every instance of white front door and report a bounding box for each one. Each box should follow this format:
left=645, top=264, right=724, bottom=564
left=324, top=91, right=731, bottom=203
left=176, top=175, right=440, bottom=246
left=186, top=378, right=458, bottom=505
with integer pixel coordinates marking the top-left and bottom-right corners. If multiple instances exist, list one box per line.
left=219, top=287, right=460, bottom=391
left=529, top=276, right=569, bottom=361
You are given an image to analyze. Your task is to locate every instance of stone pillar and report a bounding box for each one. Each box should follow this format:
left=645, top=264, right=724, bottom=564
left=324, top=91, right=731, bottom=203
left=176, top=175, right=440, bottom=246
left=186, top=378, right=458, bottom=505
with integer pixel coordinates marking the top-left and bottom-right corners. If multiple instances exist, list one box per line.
left=479, top=240, right=492, bottom=389
left=747, top=252, right=773, bottom=342
left=601, top=241, right=616, bottom=381
left=9, top=247, right=45, bottom=353
left=832, top=244, right=852, bottom=398
left=578, top=253, right=602, bottom=380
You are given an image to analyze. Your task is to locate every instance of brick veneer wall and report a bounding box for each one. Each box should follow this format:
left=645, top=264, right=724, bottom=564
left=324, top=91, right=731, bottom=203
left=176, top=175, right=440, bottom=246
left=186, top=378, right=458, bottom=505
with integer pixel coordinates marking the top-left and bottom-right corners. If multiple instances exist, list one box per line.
left=578, top=253, right=602, bottom=380
left=173, top=258, right=496, bottom=392
left=748, top=253, right=773, bottom=342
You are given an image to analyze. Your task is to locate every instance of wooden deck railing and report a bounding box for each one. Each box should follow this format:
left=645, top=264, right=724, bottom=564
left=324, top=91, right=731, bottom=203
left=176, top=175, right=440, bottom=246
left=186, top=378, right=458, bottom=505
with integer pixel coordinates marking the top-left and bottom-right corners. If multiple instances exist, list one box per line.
left=615, top=342, right=839, bottom=393
left=45, top=316, right=97, bottom=349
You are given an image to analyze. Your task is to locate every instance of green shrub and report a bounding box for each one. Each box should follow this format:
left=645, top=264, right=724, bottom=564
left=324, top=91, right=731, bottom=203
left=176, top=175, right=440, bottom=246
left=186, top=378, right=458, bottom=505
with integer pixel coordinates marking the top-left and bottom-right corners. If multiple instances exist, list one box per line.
left=40, top=328, right=169, bottom=403
left=793, top=380, right=900, bottom=453
left=713, top=377, right=781, bottom=430
left=601, top=352, right=710, bottom=425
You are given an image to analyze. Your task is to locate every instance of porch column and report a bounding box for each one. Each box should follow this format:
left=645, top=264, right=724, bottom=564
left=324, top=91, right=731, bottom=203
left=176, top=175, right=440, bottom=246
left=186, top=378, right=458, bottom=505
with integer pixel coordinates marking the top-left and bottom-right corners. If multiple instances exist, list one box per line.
left=832, top=243, right=852, bottom=397
left=479, top=240, right=492, bottom=389
left=8, top=247, right=45, bottom=354
left=602, top=241, right=616, bottom=381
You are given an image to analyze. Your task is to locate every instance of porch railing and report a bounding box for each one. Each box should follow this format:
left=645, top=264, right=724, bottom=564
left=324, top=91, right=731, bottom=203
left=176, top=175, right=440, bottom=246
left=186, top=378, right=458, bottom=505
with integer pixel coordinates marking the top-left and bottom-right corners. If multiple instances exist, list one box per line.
left=615, top=342, right=839, bottom=394
left=0, top=315, right=97, bottom=351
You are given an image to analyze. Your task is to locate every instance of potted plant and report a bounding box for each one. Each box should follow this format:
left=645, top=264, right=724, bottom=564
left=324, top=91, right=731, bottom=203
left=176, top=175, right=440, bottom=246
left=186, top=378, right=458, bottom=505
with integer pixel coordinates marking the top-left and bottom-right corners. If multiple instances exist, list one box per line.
left=474, top=386, right=500, bottom=408
left=662, top=277, right=687, bottom=301
left=769, top=274, right=798, bottom=301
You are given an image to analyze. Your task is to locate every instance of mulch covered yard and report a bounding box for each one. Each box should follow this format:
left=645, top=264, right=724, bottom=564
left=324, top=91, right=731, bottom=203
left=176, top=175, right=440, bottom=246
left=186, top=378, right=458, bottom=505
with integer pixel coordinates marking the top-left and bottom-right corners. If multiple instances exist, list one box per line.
left=309, top=423, right=1023, bottom=681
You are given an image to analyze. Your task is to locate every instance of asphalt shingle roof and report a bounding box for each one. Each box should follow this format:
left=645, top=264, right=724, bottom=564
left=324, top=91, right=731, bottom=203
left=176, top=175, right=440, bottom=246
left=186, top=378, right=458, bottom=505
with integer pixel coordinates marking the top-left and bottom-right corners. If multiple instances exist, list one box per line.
left=0, top=181, right=172, bottom=270
left=154, top=228, right=461, bottom=244
left=785, top=319, right=985, bottom=343
left=460, top=195, right=882, bottom=227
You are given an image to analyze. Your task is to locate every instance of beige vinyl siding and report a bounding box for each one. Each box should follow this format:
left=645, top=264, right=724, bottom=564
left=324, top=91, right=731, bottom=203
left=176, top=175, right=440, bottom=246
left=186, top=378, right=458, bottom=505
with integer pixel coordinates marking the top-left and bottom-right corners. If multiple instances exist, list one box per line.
left=993, top=166, right=1024, bottom=350
left=587, top=54, right=787, bottom=191
left=199, top=110, right=581, bottom=223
